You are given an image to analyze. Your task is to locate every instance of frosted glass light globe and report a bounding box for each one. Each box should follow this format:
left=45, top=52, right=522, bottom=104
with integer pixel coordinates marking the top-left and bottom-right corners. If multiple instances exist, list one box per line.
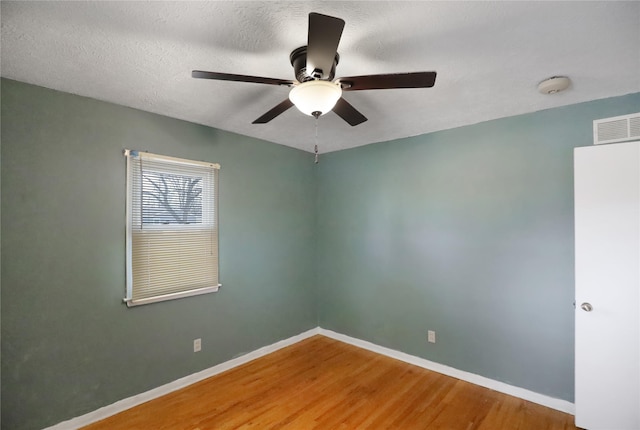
left=289, top=80, right=342, bottom=117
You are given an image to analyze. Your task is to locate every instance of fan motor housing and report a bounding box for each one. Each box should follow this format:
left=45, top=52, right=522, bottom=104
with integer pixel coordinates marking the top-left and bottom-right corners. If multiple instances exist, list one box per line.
left=290, top=46, right=339, bottom=82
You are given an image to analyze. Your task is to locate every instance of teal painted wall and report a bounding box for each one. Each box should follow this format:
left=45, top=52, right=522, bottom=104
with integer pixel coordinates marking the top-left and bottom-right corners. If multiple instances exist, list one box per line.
left=1, top=79, right=317, bottom=430
left=316, top=93, right=640, bottom=403
left=2, top=76, right=639, bottom=428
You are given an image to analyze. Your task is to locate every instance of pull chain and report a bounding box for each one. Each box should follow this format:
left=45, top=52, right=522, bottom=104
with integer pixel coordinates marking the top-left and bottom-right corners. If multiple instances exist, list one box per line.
left=314, top=116, right=319, bottom=164
left=312, top=111, right=321, bottom=164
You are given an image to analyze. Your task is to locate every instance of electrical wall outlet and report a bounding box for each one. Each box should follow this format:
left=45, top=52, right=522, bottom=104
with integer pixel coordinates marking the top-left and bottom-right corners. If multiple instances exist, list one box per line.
left=427, top=330, right=436, bottom=344
left=193, top=338, right=202, bottom=352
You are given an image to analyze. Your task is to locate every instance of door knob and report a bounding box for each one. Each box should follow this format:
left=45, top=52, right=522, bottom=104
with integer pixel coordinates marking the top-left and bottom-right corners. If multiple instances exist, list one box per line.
left=581, top=302, right=593, bottom=312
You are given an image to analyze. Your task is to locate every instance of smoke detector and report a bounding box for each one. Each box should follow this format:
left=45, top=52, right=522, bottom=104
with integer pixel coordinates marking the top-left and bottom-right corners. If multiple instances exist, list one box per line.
left=538, top=76, right=571, bottom=94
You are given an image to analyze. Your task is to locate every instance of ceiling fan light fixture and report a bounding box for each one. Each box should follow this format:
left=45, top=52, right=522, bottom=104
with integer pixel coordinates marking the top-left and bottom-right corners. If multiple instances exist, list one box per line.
left=192, top=13, right=436, bottom=126
left=289, top=80, right=342, bottom=117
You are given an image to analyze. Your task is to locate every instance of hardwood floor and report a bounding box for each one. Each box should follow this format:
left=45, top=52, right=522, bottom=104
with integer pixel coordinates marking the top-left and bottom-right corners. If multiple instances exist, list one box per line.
left=84, top=335, right=577, bottom=429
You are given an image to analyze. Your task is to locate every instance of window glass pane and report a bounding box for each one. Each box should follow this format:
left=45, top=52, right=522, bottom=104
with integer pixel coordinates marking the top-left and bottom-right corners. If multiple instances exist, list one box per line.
left=142, top=171, right=203, bottom=225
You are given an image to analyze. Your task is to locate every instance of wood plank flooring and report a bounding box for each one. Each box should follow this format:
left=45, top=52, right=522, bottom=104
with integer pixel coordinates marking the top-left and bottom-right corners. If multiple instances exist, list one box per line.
left=84, top=335, right=577, bottom=429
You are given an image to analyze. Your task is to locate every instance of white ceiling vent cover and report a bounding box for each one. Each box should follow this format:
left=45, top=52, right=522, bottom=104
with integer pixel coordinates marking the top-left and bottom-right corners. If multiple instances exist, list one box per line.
left=593, top=112, right=640, bottom=145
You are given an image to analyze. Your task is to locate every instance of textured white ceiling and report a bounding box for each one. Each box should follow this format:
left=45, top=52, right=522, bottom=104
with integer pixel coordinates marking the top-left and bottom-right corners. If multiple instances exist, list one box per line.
left=2, top=1, right=639, bottom=153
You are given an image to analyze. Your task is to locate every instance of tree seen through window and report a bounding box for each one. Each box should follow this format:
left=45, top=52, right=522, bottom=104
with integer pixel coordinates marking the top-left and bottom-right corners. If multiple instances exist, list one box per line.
left=142, top=171, right=203, bottom=225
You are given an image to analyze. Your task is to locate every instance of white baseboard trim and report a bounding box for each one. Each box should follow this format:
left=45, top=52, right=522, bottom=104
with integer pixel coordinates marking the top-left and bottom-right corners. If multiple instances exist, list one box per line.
left=319, top=328, right=575, bottom=415
left=45, top=326, right=574, bottom=429
left=44, top=327, right=321, bottom=430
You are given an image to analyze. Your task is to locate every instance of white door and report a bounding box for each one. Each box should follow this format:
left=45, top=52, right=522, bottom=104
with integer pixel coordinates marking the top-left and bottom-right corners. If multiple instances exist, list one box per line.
left=574, top=141, right=640, bottom=430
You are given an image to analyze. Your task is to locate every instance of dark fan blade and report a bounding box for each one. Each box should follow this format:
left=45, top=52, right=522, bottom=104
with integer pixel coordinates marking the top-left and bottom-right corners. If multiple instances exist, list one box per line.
left=339, top=72, right=437, bottom=91
left=192, top=71, right=294, bottom=87
left=307, top=13, right=345, bottom=80
left=252, top=99, right=295, bottom=124
left=332, top=98, right=367, bottom=126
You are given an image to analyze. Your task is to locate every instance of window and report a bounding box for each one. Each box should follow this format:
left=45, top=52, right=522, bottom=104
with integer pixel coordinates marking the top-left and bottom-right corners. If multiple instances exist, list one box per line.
left=124, top=150, right=220, bottom=307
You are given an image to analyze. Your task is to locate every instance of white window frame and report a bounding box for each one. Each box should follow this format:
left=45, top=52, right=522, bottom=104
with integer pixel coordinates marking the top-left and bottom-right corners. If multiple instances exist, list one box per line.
left=124, top=150, right=221, bottom=307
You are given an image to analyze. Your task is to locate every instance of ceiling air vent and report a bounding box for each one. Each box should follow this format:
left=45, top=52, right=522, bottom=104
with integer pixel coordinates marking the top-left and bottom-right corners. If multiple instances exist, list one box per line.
left=593, top=112, right=640, bottom=145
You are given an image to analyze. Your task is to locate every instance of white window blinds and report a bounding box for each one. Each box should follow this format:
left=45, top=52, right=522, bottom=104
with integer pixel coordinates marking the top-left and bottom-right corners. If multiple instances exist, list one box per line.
left=124, top=150, right=220, bottom=307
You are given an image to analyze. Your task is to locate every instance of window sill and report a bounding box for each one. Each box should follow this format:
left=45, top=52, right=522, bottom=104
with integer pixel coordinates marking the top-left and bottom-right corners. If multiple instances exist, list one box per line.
left=124, top=284, right=221, bottom=307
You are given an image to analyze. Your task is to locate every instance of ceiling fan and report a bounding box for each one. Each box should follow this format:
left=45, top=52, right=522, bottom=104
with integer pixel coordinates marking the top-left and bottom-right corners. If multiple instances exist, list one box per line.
left=192, top=12, right=437, bottom=126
